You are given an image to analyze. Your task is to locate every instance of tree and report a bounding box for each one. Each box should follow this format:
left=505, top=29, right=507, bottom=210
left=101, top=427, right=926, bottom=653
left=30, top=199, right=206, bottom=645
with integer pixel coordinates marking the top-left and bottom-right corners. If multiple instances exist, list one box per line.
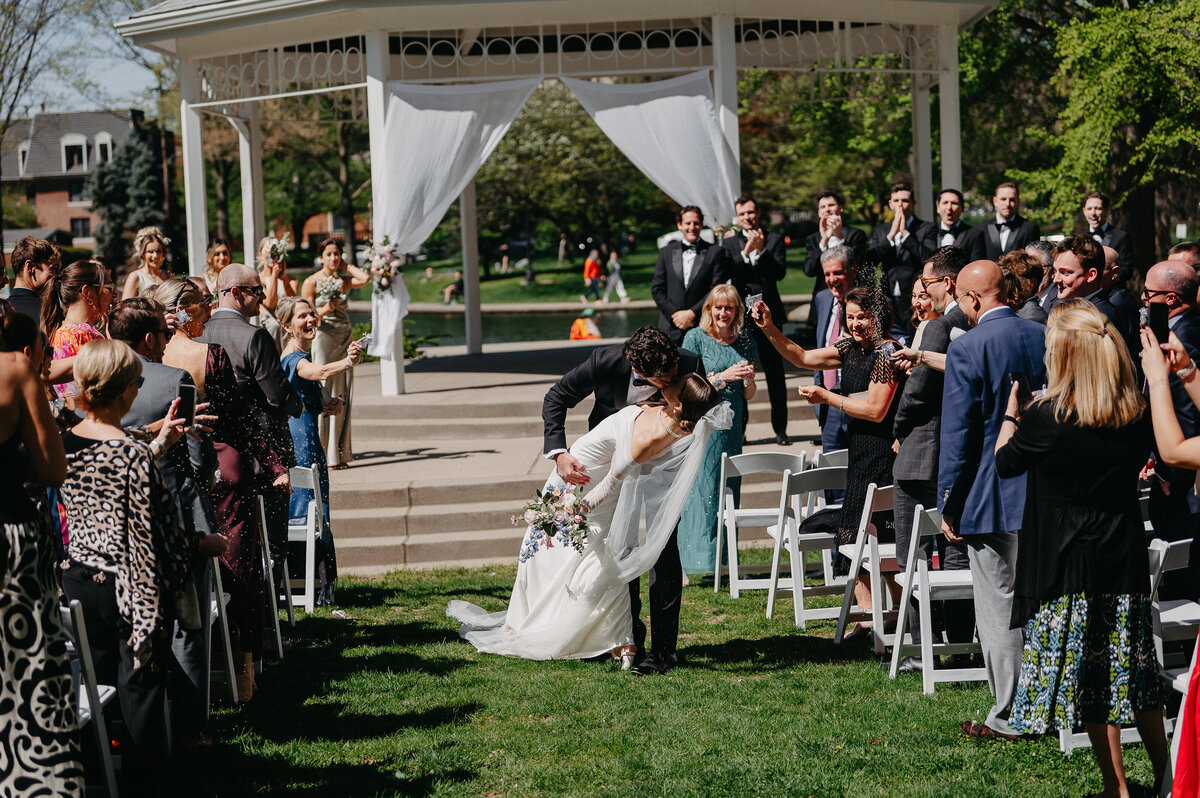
left=0, top=0, right=77, bottom=268
left=90, top=114, right=167, bottom=270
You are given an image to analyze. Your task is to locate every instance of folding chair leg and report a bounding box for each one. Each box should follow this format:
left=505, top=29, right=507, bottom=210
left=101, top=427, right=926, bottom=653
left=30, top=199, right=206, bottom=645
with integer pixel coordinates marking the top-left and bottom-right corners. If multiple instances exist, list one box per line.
left=279, top=552, right=296, bottom=627
left=210, top=557, right=238, bottom=705
left=919, top=582, right=936, bottom=696
left=257, top=496, right=285, bottom=658
left=870, top=541, right=887, bottom=656
left=789, top=530, right=805, bottom=629
left=835, top=534, right=867, bottom=644
left=728, top=525, right=742, bottom=599
left=765, top=524, right=784, bottom=620
left=889, top=577, right=914, bottom=679
left=713, top=499, right=725, bottom=594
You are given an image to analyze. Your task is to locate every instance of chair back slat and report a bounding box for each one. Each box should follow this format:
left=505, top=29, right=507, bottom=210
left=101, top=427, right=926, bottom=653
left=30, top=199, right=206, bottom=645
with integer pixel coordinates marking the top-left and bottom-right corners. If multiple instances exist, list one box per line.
left=723, top=451, right=808, bottom=480
left=813, top=448, right=849, bottom=469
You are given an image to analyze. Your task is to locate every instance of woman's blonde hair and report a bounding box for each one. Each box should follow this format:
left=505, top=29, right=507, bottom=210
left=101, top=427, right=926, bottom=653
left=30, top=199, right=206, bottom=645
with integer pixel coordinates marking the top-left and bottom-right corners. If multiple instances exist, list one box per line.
left=1040, top=300, right=1143, bottom=429
left=276, top=295, right=314, bottom=329
left=698, top=284, right=745, bottom=338
left=133, top=226, right=168, bottom=266
left=74, top=338, right=142, bottom=411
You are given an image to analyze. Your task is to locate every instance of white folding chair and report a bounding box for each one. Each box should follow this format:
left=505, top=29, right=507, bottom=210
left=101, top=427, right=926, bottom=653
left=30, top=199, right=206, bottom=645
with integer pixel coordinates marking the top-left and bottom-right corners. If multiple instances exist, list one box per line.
left=812, top=448, right=849, bottom=470
left=764, top=465, right=853, bottom=628
left=255, top=495, right=287, bottom=656
left=834, top=483, right=899, bottom=655
left=208, top=557, right=239, bottom=706
left=713, top=451, right=808, bottom=596
left=887, top=506, right=988, bottom=694
left=60, top=600, right=120, bottom=798
left=285, top=465, right=323, bottom=614
left=1058, top=539, right=1177, bottom=754
left=1159, top=634, right=1200, bottom=797
left=1153, top=538, right=1200, bottom=671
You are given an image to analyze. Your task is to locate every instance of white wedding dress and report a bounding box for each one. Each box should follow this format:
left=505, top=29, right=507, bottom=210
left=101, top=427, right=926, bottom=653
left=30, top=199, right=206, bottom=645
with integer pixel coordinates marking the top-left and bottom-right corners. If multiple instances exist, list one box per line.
left=447, top=403, right=728, bottom=660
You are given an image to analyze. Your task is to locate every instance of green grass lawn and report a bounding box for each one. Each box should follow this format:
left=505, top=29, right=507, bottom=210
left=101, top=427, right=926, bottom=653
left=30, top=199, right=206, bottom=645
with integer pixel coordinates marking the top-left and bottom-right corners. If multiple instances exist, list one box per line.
left=394, top=250, right=817, bottom=305
left=165, top=553, right=1160, bottom=797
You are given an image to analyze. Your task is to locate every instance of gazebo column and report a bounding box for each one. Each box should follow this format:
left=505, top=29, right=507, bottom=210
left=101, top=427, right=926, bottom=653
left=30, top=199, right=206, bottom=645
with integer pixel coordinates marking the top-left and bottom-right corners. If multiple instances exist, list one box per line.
left=937, top=22, right=963, bottom=192
left=911, top=77, right=933, bottom=219
left=231, top=103, right=264, bottom=263
left=365, top=29, right=406, bottom=394
left=460, top=179, right=482, bottom=355
left=711, top=13, right=740, bottom=187
left=179, top=61, right=208, bottom=276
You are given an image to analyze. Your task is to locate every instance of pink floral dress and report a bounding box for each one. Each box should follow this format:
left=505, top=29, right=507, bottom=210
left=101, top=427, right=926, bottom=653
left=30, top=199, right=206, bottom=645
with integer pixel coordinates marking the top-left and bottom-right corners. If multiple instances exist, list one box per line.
left=51, top=322, right=105, bottom=398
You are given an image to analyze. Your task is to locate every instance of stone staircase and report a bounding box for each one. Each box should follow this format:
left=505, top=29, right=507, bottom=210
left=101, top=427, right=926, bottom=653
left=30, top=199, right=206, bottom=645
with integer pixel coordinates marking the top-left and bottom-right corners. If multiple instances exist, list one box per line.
left=330, top=355, right=823, bottom=575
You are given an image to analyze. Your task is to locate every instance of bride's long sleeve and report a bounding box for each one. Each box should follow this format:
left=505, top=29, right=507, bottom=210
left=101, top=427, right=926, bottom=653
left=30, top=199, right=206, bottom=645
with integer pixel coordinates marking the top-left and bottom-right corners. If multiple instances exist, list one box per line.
left=582, top=445, right=637, bottom=512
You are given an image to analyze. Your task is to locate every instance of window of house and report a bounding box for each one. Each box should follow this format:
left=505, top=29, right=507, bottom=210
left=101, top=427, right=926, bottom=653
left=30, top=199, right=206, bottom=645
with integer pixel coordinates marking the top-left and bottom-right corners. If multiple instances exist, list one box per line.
left=95, top=132, right=113, bottom=164
left=61, top=134, right=87, bottom=171
left=17, top=141, right=29, bottom=176
left=68, top=179, right=87, bottom=203
left=70, top=218, right=91, bottom=238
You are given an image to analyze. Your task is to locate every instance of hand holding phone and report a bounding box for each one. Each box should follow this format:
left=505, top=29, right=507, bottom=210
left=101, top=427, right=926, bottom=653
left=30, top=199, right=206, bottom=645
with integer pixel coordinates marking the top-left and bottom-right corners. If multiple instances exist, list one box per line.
left=176, top=383, right=197, bottom=427
left=1008, top=372, right=1033, bottom=411
left=1149, top=302, right=1170, bottom=345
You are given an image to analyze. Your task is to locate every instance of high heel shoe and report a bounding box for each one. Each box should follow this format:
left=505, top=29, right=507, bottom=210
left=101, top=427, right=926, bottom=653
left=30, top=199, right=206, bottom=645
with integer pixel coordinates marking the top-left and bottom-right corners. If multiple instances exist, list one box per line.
left=620, top=651, right=636, bottom=670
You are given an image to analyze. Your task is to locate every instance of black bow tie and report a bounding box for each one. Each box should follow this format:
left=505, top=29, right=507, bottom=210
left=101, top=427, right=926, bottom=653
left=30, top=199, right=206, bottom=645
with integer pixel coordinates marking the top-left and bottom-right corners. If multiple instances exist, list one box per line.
left=995, top=220, right=1010, bottom=231
left=1090, top=227, right=1104, bottom=236
left=632, top=376, right=652, bottom=387
left=681, top=242, right=698, bottom=252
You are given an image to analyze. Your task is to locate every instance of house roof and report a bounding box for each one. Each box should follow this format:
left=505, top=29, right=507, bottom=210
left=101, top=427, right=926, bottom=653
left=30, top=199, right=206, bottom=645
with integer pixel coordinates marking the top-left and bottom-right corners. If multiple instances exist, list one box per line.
left=1, top=110, right=134, bottom=182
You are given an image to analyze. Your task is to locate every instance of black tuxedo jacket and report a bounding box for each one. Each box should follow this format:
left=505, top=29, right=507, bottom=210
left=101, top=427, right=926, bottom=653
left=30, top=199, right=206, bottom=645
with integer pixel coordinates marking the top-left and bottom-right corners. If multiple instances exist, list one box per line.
left=962, top=215, right=1041, bottom=261
left=1076, top=223, right=1134, bottom=283
left=541, top=343, right=702, bottom=454
left=802, top=226, right=868, bottom=294
left=925, top=221, right=973, bottom=251
left=652, top=239, right=727, bottom=344
left=199, top=309, right=301, bottom=467
left=869, top=216, right=936, bottom=286
left=722, top=229, right=786, bottom=320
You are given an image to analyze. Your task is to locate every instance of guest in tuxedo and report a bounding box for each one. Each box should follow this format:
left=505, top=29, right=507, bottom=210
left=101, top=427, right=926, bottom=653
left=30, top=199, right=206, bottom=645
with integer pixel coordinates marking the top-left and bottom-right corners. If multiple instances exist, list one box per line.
left=198, top=264, right=299, bottom=667
left=1077, top=192, right=1134, bottom=283
left=1142, top=261, right=1200, bottom=598
left=723, top=194, right=791, bottom=445
left=652, top=206, right=727, bottom=345
left=109, top=298, right=226, bottom=749
left=1051, top=234, right=1138, bottom=355
left=962, top=182, right=1041, bottom=262
left=938, top=260, right=1046, bottom=740
left=811, top=245, right=859, bottom=462
left=868, top=181, right=935, bottom=333
left=7, top=235, right=57, bottom=322
left=890, top=246, right=973, bottom=672
left=541, top=326, right=702, bottom=675
left=932, top=189, right=972, bottom=248
left=803, top=190, right=868, bottom=295
left=1102, top=246, right=1138, bottom=318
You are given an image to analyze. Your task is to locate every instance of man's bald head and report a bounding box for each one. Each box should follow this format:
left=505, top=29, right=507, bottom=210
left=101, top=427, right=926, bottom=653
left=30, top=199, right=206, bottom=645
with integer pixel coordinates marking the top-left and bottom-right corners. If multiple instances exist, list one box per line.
left=216, top=263, right=258, bottom=292
left=1145, top=260, right=1198, bottom=316
left=1101, top=246, right=1120, bottom=289
left=956, top=260, right=1006, bottom=325
left=216, top=263, right=263, bottom=314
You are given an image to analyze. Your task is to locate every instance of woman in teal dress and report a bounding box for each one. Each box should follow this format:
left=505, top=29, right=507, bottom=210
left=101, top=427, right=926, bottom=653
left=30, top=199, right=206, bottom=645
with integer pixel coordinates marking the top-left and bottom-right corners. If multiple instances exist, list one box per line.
left=679, top=285, right=757, bottom=577
left=276, top=296, right=362, bottom=605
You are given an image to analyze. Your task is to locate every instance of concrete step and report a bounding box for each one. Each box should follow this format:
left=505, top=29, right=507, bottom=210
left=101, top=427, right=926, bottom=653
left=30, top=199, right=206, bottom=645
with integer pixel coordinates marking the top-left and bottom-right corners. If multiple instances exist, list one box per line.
left=349, top=417, right=590, bottom=441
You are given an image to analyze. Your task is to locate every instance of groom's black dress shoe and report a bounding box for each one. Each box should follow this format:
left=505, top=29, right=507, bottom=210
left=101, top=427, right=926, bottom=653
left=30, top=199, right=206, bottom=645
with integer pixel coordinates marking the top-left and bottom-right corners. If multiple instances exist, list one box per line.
left=631, top=651, right=676, bottom=676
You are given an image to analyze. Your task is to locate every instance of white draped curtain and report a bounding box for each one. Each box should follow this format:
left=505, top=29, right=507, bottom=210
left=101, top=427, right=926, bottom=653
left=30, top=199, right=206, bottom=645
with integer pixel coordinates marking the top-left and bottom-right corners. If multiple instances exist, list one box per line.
left=562, top=70, right=740, bottom=226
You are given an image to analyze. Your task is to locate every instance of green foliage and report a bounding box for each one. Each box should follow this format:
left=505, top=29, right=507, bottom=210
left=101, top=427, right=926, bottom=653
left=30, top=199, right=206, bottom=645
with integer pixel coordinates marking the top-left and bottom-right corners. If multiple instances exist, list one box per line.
left=350, top=319, right=438, bottom=361
left=1, top=186, right=36, bottom=229
left=90, top=116, right=168, bottom=268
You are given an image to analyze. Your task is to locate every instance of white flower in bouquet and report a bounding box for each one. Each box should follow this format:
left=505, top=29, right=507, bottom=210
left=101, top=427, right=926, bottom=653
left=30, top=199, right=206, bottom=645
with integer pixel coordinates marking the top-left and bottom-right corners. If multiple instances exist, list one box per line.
left=267, top=232, right=292, bottom=264
left=512, top=487, right=590, bottom=561
left=315, top=275, right=346, bottom=305
left=365, top=237, right=403, bottom=294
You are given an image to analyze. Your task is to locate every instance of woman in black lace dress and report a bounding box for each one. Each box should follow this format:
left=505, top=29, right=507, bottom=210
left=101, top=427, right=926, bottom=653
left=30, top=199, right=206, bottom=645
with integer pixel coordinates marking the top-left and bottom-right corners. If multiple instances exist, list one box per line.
left=752, top=285, right=903, bottom=632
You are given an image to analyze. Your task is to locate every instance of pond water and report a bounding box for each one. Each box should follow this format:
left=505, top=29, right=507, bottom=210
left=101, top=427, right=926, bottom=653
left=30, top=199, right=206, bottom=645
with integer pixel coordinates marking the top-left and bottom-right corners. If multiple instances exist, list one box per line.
left=349, top=309, right=808, bottom=347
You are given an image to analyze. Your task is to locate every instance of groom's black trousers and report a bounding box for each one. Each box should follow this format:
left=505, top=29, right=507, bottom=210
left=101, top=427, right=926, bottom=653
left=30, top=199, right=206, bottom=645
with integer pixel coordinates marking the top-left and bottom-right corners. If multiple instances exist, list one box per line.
left=628, top=527, right=682, bottom=654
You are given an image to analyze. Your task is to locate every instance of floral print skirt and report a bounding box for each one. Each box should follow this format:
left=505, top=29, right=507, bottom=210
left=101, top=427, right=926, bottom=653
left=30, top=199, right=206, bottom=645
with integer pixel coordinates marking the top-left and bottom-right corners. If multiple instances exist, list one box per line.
left=1011, top=592, right=1164, bottom=734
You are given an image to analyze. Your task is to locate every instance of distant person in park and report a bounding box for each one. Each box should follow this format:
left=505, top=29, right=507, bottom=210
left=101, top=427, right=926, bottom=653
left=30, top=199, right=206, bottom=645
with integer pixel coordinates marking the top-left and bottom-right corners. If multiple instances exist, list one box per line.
left=569, top=307, right=601, bottom=340
left=202, top=237, right=233, bottom=294
left=803, top=189, right=867, bottom=295
left=678, top=284, right=756, bottom=580
left=558, top=232, right=569, bottom=268
left=582, top=249, right=603, bottom=302
left=449, top=368, right=722, bottom=668
left=7, top=235, right=58, bottom=322
left=961, top=182, right=1040, bottom=262
left=123, top=226, right=171, bottom=300
left=539, top=326, right=705, bottom=674
left=301, top=237, right=369, bottom=469
left=652, top=205, right=728, bottom=345
left=601, top=249, right=629, bottom=303
left=869, top=181, right=935, bottom=333
left=443, top=270, right=464, bottom=304
left=1076, top=191, right=1133, bottom=283
left=933, top=188, right=972, bottom=248
left=723, top=194, right=790, bottom=446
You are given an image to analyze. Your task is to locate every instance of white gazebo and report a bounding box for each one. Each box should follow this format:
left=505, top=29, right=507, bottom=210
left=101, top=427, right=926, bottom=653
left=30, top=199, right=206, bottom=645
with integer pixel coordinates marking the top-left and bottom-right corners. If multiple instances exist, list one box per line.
left=118, top=0, right=995, bottom=395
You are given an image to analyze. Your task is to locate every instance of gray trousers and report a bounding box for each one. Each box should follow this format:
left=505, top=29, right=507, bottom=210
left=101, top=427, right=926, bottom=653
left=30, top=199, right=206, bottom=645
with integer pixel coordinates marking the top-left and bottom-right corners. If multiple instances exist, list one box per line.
left=966, top=532, right=1023, bottom=735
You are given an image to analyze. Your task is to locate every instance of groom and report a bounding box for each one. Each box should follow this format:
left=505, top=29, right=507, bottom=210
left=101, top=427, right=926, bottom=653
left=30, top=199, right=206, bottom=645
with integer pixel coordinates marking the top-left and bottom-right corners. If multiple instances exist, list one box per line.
left=542, top=326, right=702, bottom=675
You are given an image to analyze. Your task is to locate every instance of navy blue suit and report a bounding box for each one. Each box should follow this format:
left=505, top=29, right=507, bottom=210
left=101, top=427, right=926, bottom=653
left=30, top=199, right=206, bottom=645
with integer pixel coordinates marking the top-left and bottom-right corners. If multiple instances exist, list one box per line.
left=812, top=289, right=849, bottom=453
left=938, top=307, right=1047, bottom=535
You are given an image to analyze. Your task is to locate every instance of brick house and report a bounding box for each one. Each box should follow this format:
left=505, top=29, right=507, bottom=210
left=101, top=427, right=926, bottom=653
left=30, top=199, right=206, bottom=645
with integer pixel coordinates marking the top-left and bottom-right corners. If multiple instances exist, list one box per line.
left=1, top=110, right=138, bottom=250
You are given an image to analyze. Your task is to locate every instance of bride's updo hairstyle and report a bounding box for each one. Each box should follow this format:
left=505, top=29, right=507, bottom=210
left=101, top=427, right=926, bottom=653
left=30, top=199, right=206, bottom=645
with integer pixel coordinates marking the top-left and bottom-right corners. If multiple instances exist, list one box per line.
left=674, top=373, right=721, bottom=432
left=623, top=326, right=679, bottom=381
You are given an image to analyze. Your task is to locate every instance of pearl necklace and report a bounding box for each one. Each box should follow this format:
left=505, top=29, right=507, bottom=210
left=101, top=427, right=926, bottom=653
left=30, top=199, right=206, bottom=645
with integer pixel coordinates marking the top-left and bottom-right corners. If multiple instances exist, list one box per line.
left=657, top=408, right=686, bottom=439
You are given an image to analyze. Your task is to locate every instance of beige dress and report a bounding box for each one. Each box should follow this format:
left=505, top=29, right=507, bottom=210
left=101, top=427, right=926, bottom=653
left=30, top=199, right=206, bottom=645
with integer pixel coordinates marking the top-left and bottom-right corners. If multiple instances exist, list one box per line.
left=313, top=295, right=354, bottom=466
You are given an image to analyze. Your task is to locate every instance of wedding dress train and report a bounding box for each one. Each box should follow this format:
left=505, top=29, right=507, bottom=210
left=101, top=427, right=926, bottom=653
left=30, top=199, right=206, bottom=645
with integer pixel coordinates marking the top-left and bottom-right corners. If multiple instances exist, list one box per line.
left=447, top=403, right=728, bottom=660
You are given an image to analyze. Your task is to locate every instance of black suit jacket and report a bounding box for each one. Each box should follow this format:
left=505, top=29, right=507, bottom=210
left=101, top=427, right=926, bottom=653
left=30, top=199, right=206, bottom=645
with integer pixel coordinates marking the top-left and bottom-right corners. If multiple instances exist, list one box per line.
left=869, top=217, right=935, bottom=288
left=6, top=286, right=41, bottom=322
left=962, top=215, right=1041, bottom=261
left=1152, top=308, right=1200, bottom=488
left=199, top=309, right=301, bottom=468
left=652, top=239, right=727, bottom=344
left=723, top=229, right=786, bottom=320
left=1090, top=290, right=1140, bottom=359
left=541, top=344, right=702, bottom=454
left=893, top=305, right=971, bottom=482
left=802, top=226, right=868, bottom=294
left=1076, top=223, right=1135, bottom=283
left=926, top=221, right=973, bottom=251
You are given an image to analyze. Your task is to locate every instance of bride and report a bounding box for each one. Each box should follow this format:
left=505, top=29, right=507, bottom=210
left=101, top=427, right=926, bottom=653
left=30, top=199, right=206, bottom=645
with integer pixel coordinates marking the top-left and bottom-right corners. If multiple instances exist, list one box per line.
left=448, top=372, right=726, bottom=666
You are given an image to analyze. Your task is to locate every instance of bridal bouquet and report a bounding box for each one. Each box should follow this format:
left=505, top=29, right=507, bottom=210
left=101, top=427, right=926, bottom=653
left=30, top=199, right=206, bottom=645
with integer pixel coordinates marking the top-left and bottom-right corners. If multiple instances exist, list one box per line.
left=266, top=232, right=291, bottom=265
left=710, top=216, right=740, bottom=240
left=315, top=275, right=346, bottom=306
left=363, top=237, right=404, bottom=294
left=514, top=487, right=589, bottom=562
